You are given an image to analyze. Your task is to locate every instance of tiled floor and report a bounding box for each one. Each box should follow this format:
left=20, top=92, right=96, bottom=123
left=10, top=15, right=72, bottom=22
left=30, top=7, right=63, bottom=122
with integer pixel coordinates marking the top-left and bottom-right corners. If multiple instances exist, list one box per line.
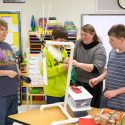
left=13, top=105, right=41, bottom=125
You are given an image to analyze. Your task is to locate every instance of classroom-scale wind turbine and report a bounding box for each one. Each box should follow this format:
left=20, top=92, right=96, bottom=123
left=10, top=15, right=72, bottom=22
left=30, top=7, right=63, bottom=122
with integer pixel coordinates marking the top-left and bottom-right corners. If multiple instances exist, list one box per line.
left=38, top=1, right=92, bottom=124
left=40, top=41, right=92, bottom=125
left=40, top=41, right=77, bottom=124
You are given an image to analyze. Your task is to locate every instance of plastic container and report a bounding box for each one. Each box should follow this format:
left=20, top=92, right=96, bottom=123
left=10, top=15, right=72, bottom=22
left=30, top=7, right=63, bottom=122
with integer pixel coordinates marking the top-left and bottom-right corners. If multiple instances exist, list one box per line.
left=68, top=86, right=93, bottom=117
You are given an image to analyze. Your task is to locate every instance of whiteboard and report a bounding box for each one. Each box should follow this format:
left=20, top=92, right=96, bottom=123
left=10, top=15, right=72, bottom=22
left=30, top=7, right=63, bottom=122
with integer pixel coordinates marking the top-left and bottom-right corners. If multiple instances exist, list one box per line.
left=81, top=14, right=125, bottom=60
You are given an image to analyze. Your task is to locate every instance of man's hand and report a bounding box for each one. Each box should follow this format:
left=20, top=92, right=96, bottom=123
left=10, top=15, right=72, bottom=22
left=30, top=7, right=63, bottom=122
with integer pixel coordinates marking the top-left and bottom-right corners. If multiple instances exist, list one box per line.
left=7, top=70, right=18, bottom=78
left=63, top=57, right=69, bottom=64
left=63, top=64, right=69, bottom=70
left=104, top=90, right=117, bottom=99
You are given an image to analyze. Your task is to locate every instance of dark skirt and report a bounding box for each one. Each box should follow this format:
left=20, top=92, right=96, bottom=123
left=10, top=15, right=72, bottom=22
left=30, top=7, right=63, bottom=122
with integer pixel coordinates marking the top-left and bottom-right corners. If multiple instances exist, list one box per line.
left=76, top=80, right=103, bottom=108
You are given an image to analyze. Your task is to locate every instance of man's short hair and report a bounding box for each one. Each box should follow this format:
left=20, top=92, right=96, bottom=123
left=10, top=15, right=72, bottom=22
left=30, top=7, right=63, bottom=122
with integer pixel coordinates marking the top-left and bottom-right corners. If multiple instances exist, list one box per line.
left=52, top=26, right=68, bottom=40
left=108, top=24, right=125, bottom=39
left=0, top=19, right=8, bottom=29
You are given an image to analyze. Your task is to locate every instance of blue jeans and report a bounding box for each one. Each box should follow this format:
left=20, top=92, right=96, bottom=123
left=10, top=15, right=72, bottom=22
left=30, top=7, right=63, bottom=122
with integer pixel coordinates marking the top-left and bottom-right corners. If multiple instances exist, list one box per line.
left=47, top=96, right=64, bottom=104
left=0, top=94, right=18, bottom=125
left=100, top=96, right=108, bottom=108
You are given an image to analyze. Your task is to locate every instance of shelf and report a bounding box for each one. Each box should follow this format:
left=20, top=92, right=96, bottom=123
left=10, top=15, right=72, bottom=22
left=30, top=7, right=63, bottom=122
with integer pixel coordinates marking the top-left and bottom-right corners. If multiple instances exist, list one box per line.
left=28, top=31, right=52, bottom=54
left=28, top=31, right=42, bottom=54
left=29, top=32, right=37, bottom=35
left=20, top=56, right=45, bottom=106
left=27, top=93, right=45, bottom=96
left=30, top=43, right=41, bottom=45
left=25, top=84, right=45, bottom=109
left=30, top=40, right=41, bottom=42
left=32, top=47, right=41, bottom=50
left=20, top=63, right=27, bottom=73
left=27, top=84, right=44, bottom=87
left=22, top=100, right=46, bottom=105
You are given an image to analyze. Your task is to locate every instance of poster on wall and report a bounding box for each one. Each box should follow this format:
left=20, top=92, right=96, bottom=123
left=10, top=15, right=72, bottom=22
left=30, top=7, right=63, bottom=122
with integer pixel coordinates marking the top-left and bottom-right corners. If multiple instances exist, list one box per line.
left=0, top=11, right=22, bottom=52
left=27, top=54, right=44, bottom=85
left=3, top=0, right=25, bottom=3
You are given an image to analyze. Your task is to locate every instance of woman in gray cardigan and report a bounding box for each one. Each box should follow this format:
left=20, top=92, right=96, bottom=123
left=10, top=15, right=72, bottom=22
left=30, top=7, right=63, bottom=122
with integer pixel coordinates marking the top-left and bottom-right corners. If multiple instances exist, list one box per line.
left=73, top=24, right=106, bottom=108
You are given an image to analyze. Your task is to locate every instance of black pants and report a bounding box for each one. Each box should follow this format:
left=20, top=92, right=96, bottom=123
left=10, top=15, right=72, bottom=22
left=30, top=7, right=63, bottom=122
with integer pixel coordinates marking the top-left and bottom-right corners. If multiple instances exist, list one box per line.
left=76, top=81, right=103, bottom=108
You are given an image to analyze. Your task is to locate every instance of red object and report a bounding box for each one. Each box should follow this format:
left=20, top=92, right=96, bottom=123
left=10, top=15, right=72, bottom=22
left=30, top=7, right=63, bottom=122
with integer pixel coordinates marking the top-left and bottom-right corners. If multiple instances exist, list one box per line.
left=71, top=86, right=82, bottom=94
left=78, top=118, right=97, bottom=125
left=33, top=96, right=43, bottom=100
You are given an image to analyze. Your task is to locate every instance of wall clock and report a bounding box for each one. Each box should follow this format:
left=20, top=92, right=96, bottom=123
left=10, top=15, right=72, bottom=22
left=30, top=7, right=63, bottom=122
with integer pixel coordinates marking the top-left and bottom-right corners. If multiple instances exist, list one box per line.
left=118, top=0, right=125, bottom=9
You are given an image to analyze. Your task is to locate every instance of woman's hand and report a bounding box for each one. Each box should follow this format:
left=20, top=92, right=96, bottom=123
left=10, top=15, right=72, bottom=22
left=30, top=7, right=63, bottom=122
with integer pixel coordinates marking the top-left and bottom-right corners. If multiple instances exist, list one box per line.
left=89, top=77, right=100, bottom=88
left=72, top=60, right=80, bottom=67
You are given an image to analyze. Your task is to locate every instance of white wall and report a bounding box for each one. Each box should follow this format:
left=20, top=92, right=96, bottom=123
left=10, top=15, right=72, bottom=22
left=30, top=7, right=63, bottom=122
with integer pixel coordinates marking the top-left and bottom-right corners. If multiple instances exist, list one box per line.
left=82, top=15, right=125, bottom=61
left=0, top=0, right=96, bottom=50
left=0, top=0, right=125, bottom=50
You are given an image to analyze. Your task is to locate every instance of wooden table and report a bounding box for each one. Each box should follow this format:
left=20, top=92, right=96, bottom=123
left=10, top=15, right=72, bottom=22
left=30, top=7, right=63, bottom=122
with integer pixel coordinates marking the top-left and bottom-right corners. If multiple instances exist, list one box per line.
left=8, top=107, right=125, bottom=125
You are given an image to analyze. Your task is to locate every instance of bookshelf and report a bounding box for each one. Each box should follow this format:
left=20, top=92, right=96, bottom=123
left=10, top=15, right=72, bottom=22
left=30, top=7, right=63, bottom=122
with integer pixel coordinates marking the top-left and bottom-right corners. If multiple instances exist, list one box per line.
left=66, top=36, right=77, bottom=57
left=26, top=84, right=45, bottom=110
left=21, top=53, right=47, bottom=105
left=20, top=63, right=27, bottom=104
left=28, top=32, right=42, bottom=54
left=28, top=32, right=51, bottom=54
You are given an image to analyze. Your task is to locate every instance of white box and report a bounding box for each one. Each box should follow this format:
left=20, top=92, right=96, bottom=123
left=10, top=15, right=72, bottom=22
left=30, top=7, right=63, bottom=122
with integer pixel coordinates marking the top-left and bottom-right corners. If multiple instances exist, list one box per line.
left=68, top=86, right=93, bottom=110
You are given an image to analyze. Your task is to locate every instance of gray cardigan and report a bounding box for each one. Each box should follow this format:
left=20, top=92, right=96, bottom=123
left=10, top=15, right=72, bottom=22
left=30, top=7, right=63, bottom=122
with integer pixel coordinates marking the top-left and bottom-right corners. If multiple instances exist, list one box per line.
left=74, top=41, right=106, bottom=83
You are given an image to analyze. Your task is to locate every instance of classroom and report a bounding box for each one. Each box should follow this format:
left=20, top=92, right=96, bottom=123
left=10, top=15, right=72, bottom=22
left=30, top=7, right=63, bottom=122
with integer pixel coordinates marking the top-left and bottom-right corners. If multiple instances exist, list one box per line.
left=0, top=0, right=125, bottom=125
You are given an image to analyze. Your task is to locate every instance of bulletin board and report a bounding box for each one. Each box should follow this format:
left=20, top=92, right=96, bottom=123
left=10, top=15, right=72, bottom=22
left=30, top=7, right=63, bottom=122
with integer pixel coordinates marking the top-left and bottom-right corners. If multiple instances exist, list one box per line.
left=0, top=11, right=21, bottom=52
left=81, top=14, right=125, bottom=61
